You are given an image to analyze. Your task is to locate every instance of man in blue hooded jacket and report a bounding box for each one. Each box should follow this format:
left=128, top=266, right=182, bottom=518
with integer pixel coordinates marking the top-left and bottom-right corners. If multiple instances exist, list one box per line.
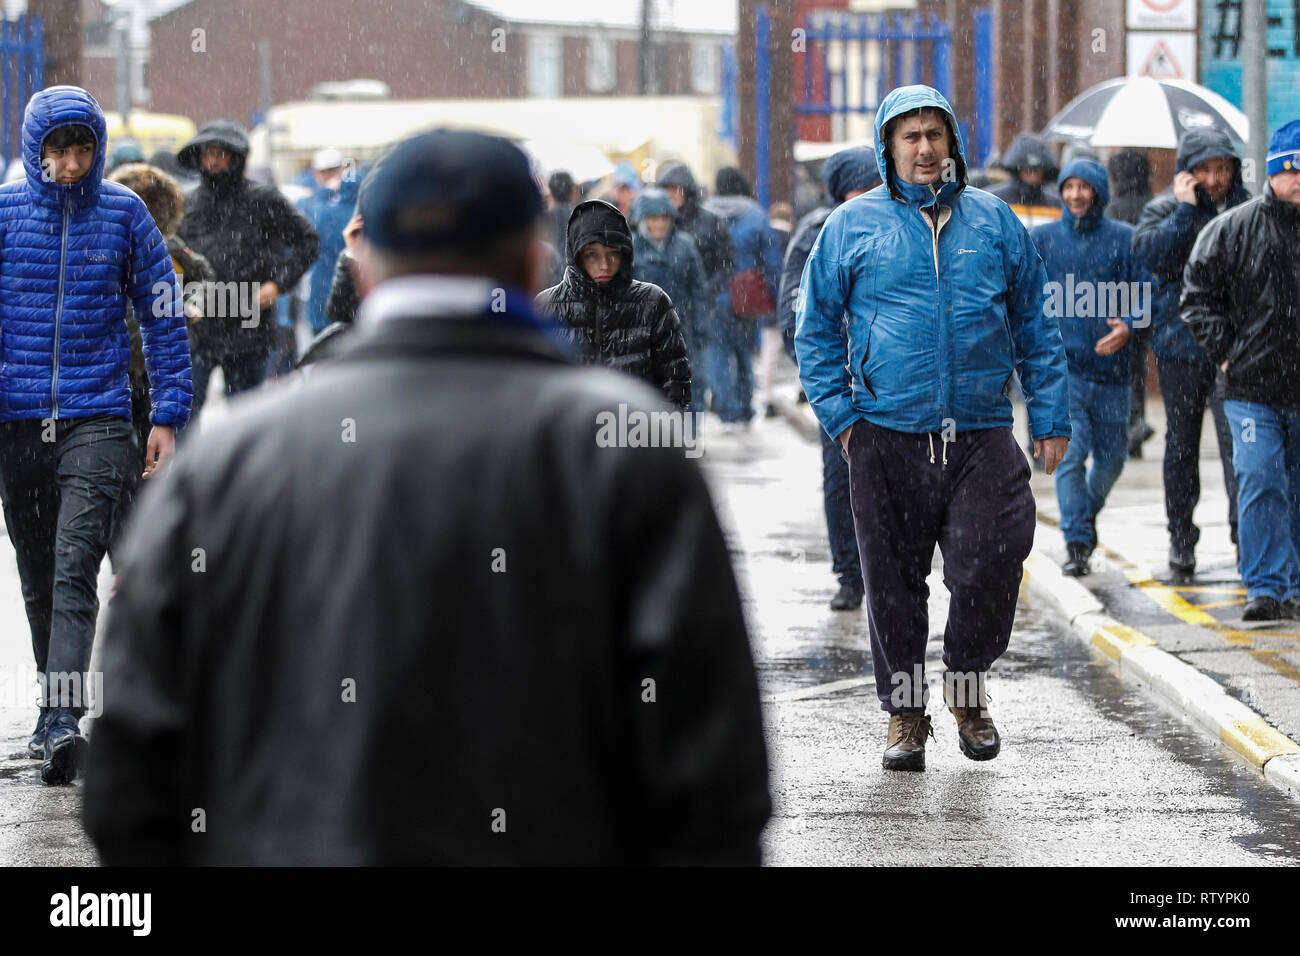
left=795, top=85, right=1070, bottom=771
left=0, top=86, right=192, bottom=784
left=778, top=145, right=881, bottom=611
left=1031, top=159, right=1146, bottom=576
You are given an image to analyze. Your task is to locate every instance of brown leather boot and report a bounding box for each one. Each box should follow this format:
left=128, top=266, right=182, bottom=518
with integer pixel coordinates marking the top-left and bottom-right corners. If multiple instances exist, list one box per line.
left=883, top=712, right=933, bottom=771
left=944, top=671, right=1000, bottom=761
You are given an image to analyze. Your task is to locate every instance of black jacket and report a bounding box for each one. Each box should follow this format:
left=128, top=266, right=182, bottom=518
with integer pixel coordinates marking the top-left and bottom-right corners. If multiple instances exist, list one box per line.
left=1132, top=127, right=1251, bottom=362
left=777, top=205, right=832, bottom=360
left=82, top=311, right=770, bottom=865
left=325, top=249, right=360, bottom=326
left=535, top=200, right=691, bottom=409
left=176, top=121, right=320, bottom=358
left=1182, top=183, right=1300, bottom=407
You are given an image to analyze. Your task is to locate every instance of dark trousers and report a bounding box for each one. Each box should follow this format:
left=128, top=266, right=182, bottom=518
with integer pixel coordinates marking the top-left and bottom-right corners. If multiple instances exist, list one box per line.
left=1129, top=336, right=1150, bottom=439
left=819, top=424, right=861, bottom=587
left=0, top=415, right=131, bottom=714
left=107, top=384, right=153, bottom=566
left=1156, top=356, right=1238, bottom=549
left=845, top=421, right=1036, bottom=714
left=190, top=343, right=268, bottom=424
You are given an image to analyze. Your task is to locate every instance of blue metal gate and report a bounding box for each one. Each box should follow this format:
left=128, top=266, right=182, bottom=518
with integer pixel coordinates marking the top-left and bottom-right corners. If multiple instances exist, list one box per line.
left=0, top=16, right=43, bottom=174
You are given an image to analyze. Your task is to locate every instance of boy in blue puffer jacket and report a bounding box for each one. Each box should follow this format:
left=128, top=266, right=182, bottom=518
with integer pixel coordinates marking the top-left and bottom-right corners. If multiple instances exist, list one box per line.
left=0, top=86, right=192, bottom=785
left=1031, top=159, right=1146, bottom=576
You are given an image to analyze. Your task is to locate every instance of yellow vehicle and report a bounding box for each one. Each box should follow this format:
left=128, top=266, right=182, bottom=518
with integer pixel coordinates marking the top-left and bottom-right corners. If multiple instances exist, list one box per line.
left=102, top=111, right=197, bottom=161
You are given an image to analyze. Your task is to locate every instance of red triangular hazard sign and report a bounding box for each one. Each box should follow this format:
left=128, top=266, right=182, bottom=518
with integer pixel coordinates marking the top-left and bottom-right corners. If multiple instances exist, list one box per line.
left=1141, top=40, right=1184, bottom=79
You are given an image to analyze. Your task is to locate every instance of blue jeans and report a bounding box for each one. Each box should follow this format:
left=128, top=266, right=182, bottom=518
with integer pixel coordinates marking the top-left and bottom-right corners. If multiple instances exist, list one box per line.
left=708, top=312, right=755, bottom=423
left=1224, top=400, right=1300, bottom=601
left=1055, top=376, right=1130, bottom=547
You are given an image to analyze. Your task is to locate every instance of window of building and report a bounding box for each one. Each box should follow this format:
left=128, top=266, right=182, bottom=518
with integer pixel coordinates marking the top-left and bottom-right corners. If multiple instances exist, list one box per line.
left=691, top=42, right=720, bottom=94
left=586, top=36, right=616, bottom=93
left=526, top=34, right=563, bottom=98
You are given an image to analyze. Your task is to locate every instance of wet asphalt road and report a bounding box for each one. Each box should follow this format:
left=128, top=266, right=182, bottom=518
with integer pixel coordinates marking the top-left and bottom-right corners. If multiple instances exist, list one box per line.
left=702, top=416, right=1300, bottom=866
left=0, top=409, right=1297, bottom=866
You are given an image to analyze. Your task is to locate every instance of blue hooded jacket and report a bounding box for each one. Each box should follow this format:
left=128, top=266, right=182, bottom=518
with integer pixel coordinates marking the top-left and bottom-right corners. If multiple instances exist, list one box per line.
left=794, top=85, right=1069, bottom=443
left=1029, top=158, right=1142, bottom=386
left=0, top=86, right=192, bottom=426
left=299, top=171, right=360, bottom=333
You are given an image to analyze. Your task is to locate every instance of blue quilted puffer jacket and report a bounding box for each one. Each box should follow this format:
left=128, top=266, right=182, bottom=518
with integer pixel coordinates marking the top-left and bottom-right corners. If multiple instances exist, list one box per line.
left=0, top=86, right=192, bottom=426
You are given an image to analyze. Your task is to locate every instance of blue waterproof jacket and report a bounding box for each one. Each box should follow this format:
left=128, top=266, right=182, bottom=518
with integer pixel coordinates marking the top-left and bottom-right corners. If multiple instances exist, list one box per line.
left=1030, top=159, right=1142, bottom=386
left=630, top=189, right=710, bottom=341
left=299, top=173, right=359, bottom=333
left=0, top=86, right=191, bottom=425
left=794, top=85, right=1069, bottom=442
left=702, top=193, right=782, bottom=319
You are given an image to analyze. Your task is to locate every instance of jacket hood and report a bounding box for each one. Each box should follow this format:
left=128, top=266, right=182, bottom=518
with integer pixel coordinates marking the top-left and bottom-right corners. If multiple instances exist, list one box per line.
left=995, top=133, right=1060, bottom=179
left=1057, top=157, right=1109, bottom=231
left=656, top=161, right=697, bottom=194
left=1107, top=149, right=1150, bottom=196
left=715, top=166, right=753, bottom=197
left=566, top=199, right=634, bottom=297
left=1176, top=126, right=1242, bottom=178
left=22, top=85, right=108, bottom=211
left=822, top=145, right=881, bottom=203
left=108, top=161, right=186, bottom=236
left=629, top=187, right=677, bottom=224
left=178, top=120, right=250, bottom=194
left=873, top=85, right=967, bottom=205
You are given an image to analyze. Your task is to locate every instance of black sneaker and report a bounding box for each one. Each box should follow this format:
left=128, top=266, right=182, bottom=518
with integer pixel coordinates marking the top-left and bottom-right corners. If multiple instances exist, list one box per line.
left=41, top=712, right=87, bottom=786
left=1285, top=597, right=1300, bottom=619
left=829, top=582, right=864, bottom=611
left=1242, top=596, right=1286, bottom=623
left=1063, top=541, right=1092, bottom=577
left=26, top=707, right=50, bottom=760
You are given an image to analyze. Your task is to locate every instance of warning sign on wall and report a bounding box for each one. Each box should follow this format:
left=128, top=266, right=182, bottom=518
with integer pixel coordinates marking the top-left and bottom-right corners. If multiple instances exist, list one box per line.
left=1126, top=32, right=1198, bottom=79
left=1126, top=0, right=1197, bottom=30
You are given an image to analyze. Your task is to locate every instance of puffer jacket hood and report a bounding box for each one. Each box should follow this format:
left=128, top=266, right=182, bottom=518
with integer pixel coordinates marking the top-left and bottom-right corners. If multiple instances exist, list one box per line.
left=823, top=145, right=881, bottom=203
left=565, top=199, right=634, bottom=298
left=108, top=162, right=186, bottom=236
left=873, top=85, right=967, bottom=205
left=23, top=85, right=107, bottom=213
left=1057, top=158, right=1110, bottom=232
left=996, top=133, right=1060, bottom=179
left=629, top=186, right=677, bottom=224
left=1176, top=126, right=1241, bottom=177
left=656, top=162, right=697, bottom=194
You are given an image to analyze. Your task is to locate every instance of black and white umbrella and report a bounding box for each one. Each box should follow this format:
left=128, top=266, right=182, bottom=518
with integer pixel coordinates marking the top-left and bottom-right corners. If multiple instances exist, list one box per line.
left=1042, top=77, right=1249, bottom=149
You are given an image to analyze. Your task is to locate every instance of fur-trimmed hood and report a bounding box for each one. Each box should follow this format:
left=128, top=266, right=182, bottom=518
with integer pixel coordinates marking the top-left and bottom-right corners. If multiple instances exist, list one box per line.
left=108, top=161, right=185, bottom=237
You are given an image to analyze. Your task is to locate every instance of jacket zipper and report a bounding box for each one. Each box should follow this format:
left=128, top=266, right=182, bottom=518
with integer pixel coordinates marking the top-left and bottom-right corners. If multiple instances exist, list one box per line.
left=920, top=198, right=952, bottom=437
left=52, top=198, right=70, bottom=420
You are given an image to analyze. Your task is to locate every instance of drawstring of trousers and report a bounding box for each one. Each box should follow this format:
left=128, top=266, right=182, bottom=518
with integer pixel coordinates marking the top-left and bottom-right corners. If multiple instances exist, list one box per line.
left=926, top=432, right=951, bottom=467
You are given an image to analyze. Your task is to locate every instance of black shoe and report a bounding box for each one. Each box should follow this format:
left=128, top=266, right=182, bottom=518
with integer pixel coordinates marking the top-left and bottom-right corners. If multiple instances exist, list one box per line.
left=1285, top=597, right=1300, bottom=619
left=1169, top=543, right=1195, bottom=576
left=26, top=707, right=50, bottom=760
left=1062, top=541, right=1092, bottom=577
left=1242, top=596, right=1286, bottom=623
left=764, top=403, right=778, bottom=419
left=41, top=712, right=86, bottom=786
left=829, top=582, right=864, bottom=611
left=795, top=390, right=808, bottom=405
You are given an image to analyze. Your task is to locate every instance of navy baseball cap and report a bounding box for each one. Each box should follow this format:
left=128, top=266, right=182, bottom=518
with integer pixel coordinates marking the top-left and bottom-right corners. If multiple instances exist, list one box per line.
left=360, top=129, right=543, bottom=251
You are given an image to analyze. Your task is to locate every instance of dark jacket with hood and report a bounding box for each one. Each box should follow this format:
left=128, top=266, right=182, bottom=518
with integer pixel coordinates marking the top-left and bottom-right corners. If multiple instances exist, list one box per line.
left=83, top=296, right=770, bottom=865
left=535, top=200, right=690, bottom=408
left=176, top=120, right=320, bottom=358
left=988, top=133, right=1062, bottom=225
left=0, top=85, right=192, bottom=426
left=1132, top=127, right=1250, bottom=362
left=1030, top=158, right=1140, bottom=386
left=629, top=188, right=710, bottom=344
left=1107, top=150, right=1151, bottom=226
left=656, top=162, right=736, bottom=299
left=1182, top=180, right=1300, bottom=407
left=778, top=145, right=881, bottom=359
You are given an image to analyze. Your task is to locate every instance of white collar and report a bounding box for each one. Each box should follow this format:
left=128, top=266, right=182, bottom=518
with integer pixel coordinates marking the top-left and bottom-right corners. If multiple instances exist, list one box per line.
left=358, top=275, right=498, bottom=327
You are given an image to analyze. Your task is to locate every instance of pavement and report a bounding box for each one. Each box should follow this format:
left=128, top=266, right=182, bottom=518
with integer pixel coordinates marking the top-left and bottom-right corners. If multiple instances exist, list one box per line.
left=776, top=383, right=1300, bottom=803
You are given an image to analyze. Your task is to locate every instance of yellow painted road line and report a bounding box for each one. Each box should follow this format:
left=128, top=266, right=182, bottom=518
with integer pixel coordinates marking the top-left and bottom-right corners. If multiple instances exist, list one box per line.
left=1138, top=583, right=1222, bottom=628
left=1190, top=598, right=1247, bottom=611
left=1165, top=586, right=1247, bottom=595
left=1249, top=650, right=1300, bottom=684
left=1090, top=623, right=1156, bottom=662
